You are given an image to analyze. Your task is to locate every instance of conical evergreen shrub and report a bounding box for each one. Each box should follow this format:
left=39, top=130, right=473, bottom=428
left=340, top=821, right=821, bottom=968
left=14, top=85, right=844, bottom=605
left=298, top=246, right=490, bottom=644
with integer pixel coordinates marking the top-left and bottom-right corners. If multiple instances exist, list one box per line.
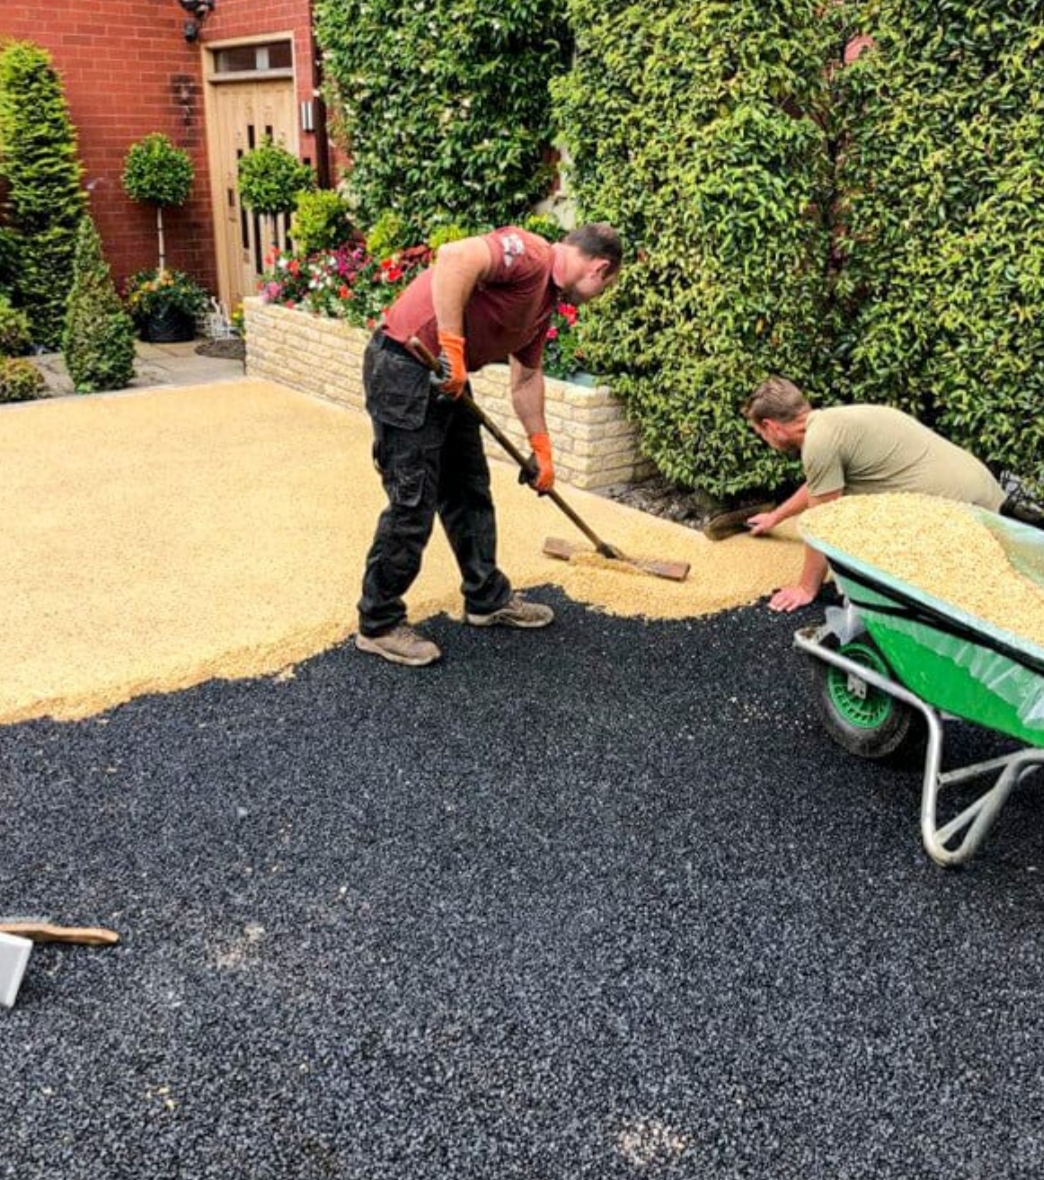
left=0, top=41, right=86, bottom=349
left=61, top=216, right=136, bottom=393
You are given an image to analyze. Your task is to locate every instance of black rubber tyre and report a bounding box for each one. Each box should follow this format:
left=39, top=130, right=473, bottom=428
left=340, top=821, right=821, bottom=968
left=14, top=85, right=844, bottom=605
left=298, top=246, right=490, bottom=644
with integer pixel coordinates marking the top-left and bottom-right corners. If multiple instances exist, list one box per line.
left=809, top=635, right=921, bottom=761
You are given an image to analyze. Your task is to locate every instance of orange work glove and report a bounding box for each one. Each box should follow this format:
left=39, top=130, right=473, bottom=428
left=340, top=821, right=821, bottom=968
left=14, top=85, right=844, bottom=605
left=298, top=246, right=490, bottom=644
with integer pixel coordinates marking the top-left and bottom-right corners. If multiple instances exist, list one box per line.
left=435, top=330, right=468, bottom=398
left=526, top=432, right=554, bottom=494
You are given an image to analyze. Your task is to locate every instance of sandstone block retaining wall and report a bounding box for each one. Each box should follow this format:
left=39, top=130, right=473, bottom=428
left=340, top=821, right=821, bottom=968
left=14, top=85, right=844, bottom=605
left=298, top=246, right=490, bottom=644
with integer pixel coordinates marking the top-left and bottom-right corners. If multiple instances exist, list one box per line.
left=244, top=298, right=653, bottom=491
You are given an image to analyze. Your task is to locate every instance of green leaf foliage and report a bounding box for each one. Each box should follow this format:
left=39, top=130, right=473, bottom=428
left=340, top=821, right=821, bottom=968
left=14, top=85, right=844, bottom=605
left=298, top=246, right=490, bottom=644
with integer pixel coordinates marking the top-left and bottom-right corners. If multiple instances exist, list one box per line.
left=292, top=188, right=358, bottom=254
left=122, top=133, right=194, bottom=208
left=314, top=0, right=570, bottom=239
left=300, top=4, right=1042, bottom=500
left=238, top=138, right=316, bottom=216
left=834, top=1, right=1044, bottom=497
left=551, top=1, right=840, bottom=496
left=0, top=294, right=30, bottom=356
left=0, top=41, right=86, bottom=350
left=363, top=210, right=409, bottom=260
left=548, top=1, right=1043, bottom=500
left=0, top=356, right=44, bottom=402
left=62, top=216, right=136, bottom=393
left=123, top=268, right=208, bottom=323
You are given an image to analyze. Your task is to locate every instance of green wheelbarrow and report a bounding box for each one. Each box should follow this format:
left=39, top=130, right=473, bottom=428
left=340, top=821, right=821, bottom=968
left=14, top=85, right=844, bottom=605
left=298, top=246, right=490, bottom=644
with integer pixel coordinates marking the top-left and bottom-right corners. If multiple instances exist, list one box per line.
left=794, top=509, right=1044, bottom=867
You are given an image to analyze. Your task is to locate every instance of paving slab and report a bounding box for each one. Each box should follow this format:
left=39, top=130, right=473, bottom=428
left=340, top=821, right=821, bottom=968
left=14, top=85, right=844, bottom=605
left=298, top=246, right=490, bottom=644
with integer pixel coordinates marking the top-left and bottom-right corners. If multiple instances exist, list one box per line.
left=29, top=339, right=245, bottom=397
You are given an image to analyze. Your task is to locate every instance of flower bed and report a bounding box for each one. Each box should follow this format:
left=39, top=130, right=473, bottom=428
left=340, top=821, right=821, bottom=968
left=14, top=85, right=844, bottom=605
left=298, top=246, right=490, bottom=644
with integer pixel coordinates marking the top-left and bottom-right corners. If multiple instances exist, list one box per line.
left=243, top=298, right=654, bottom=491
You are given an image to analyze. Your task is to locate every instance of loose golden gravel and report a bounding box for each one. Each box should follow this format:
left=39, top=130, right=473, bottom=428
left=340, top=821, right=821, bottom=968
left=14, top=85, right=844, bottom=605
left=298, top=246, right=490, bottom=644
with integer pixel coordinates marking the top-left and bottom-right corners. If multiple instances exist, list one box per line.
left=803, top=493, right=1044, bottom=652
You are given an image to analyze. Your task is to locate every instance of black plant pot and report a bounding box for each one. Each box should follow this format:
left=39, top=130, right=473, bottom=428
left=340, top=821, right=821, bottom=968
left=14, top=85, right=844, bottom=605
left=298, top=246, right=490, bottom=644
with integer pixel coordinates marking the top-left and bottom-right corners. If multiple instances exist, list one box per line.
left=139, top=305, right=196, bottom=344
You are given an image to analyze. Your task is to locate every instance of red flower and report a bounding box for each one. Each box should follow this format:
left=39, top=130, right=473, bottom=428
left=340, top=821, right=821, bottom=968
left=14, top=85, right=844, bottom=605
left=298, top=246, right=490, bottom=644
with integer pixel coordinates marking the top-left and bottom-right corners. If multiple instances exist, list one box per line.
left=546, top=326, right=559, bottom=340
left=384, top=266, right=403, bottom=283
left=557, top=302, right=578, bottom=325
left=338, top=285, right=350, bottom=299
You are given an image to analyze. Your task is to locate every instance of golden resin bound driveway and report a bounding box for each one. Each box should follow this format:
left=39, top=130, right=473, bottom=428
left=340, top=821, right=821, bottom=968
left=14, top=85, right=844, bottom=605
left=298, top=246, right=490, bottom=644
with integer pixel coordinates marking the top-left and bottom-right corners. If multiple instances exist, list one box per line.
left=1, top=379, right=803, bottom=723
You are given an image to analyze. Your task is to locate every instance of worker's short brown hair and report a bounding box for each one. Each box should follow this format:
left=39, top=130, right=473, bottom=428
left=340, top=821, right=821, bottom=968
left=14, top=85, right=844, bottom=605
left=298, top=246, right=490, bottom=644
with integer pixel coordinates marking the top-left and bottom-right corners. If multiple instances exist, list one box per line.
left=564, top=223, right=623, bottom=276
left=743, top=375, right=810, bottom=424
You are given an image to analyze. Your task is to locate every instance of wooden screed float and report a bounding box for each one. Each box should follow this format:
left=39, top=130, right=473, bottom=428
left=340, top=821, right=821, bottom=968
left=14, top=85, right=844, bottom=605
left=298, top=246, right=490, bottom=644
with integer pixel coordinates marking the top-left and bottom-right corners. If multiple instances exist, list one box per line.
left=406, top=337, right=690, bottom=583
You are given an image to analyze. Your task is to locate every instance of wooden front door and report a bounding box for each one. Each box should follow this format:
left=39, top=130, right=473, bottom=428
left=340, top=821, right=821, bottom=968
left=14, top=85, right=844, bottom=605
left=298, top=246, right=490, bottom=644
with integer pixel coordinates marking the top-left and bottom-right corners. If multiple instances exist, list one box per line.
left=205, top=74, right=298, bottom=312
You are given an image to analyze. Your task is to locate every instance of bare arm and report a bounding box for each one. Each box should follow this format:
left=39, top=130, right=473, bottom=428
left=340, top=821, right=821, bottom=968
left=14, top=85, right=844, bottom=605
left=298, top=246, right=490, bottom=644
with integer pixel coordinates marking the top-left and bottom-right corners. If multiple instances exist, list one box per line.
left=766, top=488, right=842, bottom=612
left=748, top=483, right=811, bottom=536
left=430, top=238, right=494, bottom=334
left=509, top=357, right=547, bottom=435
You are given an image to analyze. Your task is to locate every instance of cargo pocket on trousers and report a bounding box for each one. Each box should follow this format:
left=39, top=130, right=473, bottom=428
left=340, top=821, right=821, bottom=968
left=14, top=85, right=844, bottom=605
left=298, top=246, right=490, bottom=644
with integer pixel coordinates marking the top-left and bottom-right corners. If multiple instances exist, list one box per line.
left=389, top=466, right=425, bottom=509
left=368, top=352, right=430, bottom=430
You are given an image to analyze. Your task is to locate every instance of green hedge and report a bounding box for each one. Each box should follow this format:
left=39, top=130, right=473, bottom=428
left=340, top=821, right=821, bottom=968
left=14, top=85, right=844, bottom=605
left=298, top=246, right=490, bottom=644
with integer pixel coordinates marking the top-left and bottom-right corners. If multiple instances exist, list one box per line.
left=552, top=0, right=839, bottom=496
left=833, top=1, right=1044, bottom=496
left=311, top=3, right=1044, bottom=500
left=315, top=0, right=570, bottom=239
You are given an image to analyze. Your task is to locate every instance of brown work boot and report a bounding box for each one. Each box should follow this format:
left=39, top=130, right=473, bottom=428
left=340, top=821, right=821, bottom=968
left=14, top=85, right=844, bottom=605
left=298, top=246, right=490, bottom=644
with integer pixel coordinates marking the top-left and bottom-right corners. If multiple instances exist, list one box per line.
left=465, top=594, right=554, bottom=629
left=355, top=624, right=441, bottom=667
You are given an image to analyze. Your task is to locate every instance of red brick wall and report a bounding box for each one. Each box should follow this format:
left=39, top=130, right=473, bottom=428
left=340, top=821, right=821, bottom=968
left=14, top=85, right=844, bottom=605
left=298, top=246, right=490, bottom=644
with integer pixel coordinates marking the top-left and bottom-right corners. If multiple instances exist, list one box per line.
left=0, top=0, right=336, bottom=297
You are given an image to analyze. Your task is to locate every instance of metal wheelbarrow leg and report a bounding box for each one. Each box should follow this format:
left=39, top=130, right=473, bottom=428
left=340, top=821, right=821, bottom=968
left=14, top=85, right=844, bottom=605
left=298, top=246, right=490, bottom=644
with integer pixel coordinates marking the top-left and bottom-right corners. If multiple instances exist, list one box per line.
left=923, top=741, right=1044, bottom=867
left=795, top=624, right=1044, bottom=867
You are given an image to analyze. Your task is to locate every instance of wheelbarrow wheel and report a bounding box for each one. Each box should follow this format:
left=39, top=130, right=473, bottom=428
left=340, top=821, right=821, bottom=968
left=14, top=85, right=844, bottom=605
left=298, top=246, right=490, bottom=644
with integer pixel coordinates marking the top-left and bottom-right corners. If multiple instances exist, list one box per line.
left=809, top=636, right=920, bottom=761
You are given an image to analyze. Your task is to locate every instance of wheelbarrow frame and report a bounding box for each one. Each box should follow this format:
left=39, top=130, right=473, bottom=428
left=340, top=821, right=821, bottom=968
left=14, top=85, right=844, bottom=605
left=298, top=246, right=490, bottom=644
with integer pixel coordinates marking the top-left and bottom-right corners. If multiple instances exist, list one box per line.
left=796, top=614, right=1044, bottom=867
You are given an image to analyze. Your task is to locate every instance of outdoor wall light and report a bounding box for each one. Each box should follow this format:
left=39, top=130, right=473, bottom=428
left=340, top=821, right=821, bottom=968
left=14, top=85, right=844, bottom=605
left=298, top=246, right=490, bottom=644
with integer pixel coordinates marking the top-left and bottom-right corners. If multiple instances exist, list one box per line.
left=179, top=0, right=215, bottom=43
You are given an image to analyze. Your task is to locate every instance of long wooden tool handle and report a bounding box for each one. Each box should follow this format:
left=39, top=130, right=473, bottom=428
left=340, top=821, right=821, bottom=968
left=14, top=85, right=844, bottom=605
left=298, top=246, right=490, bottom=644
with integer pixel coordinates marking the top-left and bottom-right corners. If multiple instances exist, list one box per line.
left=406, top=336, right=620, bottom=558
left=0, top=922, right=120, bottom=946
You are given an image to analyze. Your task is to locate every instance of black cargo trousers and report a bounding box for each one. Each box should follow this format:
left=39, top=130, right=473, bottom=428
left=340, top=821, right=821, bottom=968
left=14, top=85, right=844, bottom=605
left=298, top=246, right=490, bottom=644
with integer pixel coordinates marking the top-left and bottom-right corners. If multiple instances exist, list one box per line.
left=357, top=331, right=513, bottom=637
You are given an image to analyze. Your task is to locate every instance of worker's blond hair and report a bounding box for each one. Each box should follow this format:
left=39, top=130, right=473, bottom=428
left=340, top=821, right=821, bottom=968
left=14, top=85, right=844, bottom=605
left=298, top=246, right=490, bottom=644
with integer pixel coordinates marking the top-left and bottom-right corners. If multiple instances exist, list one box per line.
left=742, top=376, right=810, bottom=424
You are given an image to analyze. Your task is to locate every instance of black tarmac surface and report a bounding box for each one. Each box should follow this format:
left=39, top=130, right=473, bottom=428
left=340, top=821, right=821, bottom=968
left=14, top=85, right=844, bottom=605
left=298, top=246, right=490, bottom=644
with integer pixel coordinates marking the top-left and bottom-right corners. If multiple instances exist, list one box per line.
left=3, top=589, right=1044, bottom=1179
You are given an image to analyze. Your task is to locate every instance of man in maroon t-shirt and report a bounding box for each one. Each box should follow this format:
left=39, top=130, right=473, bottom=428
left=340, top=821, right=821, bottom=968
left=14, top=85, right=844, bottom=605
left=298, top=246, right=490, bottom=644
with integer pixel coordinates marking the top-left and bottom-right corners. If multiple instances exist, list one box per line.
left=356, top=223, right=622, bottom=667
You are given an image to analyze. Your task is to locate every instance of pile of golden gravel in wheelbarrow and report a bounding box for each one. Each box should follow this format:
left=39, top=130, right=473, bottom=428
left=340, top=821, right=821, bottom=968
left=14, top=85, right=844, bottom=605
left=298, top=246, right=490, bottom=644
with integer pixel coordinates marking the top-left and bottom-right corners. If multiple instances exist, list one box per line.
left=803, top=493, right=1044, bottom=652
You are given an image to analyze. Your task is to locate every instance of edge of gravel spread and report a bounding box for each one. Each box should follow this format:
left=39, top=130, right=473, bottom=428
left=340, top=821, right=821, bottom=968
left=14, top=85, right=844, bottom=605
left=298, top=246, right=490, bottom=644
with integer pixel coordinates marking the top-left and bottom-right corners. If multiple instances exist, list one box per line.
left=1, top=380, right=805, bottom=724
left=802, top=492, right=1044, bottom=652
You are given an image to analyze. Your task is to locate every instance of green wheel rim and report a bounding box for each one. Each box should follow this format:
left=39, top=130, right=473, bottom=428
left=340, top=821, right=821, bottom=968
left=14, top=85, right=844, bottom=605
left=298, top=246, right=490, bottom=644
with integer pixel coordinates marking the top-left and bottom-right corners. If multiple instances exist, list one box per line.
left=825, top=641, right=894, bottom=729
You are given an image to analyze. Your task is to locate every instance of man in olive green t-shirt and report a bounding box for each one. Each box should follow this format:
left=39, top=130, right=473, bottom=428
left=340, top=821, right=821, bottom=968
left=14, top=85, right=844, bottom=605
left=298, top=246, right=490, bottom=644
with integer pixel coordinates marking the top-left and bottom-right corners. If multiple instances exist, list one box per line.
left=741, top=376, right=1006, bottom=612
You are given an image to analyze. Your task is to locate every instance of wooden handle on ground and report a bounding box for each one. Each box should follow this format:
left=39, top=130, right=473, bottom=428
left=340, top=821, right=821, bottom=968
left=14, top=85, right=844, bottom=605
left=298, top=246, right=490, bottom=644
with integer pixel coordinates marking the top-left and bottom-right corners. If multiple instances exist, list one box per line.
left=0, top=922, right=120, bottom=946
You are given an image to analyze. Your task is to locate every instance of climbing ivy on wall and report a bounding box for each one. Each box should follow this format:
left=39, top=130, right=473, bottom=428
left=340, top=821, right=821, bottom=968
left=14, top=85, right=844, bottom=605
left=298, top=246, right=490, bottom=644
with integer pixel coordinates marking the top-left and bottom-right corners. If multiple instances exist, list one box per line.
left=552, top=0, right=841, bottom=496
left=313, top=0, right=1044, bottom=500
left=314, top=0, right=570, bottom=239
left=833, top=1, right=1044, bottom=496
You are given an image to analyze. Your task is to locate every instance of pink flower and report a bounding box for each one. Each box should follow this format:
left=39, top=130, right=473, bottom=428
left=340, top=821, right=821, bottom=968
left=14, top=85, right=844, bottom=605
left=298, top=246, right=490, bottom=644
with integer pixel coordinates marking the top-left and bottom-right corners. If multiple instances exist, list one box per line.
left=546, top=326, right=559, bottom=340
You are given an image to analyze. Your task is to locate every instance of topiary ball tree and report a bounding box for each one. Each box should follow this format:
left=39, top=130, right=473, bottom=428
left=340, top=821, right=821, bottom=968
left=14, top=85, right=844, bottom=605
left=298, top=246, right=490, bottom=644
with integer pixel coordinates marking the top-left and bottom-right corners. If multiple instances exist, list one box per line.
left=238, top=138, right=315, bottom=252
left=122, top=133, right=194, bottom=272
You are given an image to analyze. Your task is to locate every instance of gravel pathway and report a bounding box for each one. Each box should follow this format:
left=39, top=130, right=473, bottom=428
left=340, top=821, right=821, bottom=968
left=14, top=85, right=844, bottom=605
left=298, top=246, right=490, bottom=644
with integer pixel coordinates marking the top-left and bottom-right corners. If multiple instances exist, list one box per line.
left=3, top=591, right=1043, bottom=1179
